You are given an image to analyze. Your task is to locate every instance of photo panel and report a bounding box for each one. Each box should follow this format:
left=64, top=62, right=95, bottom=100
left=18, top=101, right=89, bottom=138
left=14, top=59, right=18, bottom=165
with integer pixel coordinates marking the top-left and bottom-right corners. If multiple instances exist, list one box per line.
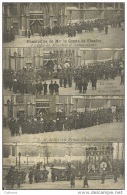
left=3, top=141, right=124, bottom=189
left=3, top=3, right=124, bottom=48
left=3, top=95, right=124, bottom=143
left=3, top=47, right=124, bottom=96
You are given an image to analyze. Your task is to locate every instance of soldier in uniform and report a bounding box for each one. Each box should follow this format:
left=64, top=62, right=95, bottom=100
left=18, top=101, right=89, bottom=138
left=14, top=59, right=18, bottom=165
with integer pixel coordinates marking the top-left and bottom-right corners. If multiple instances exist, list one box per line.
left=114, top=170, right=118, bottom=183
left=101, top=172, right=106, bottom=184
left=105, top=25, right=108, bottom=34
left=83, top=174, right=89, bottom=188
left=49, top=80, right=54, bottom=95
left=43, top=82, right=48, bottom=95
left=28, top=29, right=31, bottom=38
left=54, top=81, right=59, bottom=95
left=70, top=172, right=75, bottom=188
left=91, top=73, right=97, bottom=90
left=29, top=170, right=34, bottom=184
left=51, top=169, right=55, bottom=182
left=59, top=74, right=63, bottom=87
left=82, top=78, right=88, bottom=94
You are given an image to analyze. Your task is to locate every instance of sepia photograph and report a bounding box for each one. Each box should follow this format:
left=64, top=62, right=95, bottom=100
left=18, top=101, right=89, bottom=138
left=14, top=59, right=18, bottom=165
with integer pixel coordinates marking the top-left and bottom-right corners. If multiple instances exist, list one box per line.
left=3, top=48, right=124, bottom=96
left=3, top=142, right=124, bottom=189
left=3, top=95, right=124, bottom=143
left=2, top=1, right=125, bottom=192
left=2, top=3, right=124, bottom=48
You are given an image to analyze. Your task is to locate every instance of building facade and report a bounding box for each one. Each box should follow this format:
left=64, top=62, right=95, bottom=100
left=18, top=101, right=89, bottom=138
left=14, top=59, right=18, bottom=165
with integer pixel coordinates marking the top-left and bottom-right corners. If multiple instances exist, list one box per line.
left=3, top=95, right=124, bottom=118
left=3, top=142, right=124, bottom=167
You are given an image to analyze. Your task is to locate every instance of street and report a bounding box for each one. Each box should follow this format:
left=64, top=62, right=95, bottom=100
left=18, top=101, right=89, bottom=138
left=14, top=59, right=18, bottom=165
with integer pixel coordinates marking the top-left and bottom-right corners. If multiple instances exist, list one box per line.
left=3, top=177, right=124, bottom=190
left=3, top=122, right=124, bottom=143
left=3, top=76, right=124, bottom=96
left=3, top=27, right=124, bottom=48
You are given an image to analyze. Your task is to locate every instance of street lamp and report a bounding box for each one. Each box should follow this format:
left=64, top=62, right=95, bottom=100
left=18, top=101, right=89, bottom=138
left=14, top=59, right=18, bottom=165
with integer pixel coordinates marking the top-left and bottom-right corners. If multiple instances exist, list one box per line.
left=18, top=152, right=21, bottom=171
left=26, top=154, right=29, bottom=169
left=75, top=98, right=78, bottom=112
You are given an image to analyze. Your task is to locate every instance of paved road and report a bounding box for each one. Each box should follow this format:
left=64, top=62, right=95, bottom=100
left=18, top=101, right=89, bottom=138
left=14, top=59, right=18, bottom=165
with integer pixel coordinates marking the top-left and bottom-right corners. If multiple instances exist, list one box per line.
left=3, top=27, right=124, bottom=48
left=3, top=177, right=124, bottom=190
left=3, top=122, right=124, bottom=143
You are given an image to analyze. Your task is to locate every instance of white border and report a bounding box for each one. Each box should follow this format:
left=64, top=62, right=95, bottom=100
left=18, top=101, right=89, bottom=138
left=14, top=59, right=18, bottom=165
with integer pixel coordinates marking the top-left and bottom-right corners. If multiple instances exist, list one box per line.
left=0, top=0, right=126, bottom=195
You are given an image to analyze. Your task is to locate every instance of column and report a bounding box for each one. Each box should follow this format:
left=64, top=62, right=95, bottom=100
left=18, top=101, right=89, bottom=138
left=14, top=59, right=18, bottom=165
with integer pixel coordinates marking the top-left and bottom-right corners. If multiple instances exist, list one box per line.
left=19, top=57, right=24, bottom=70
left=64, top=11, right=67, bottom=26
left=78, top=56, right=81, bottom=66
left=83, top=3, right=86, bottom=20
left=9, top=145, right=13, bottom=157
left=7, top=5, right=11, bottom=29
left=50, top=15, right=54, bottom=28
left=89, top=100, right=92, bottom=111
left=17, top=3, right=21, bottom=31
left=26, top=4, right=30, bottom=29
left=34, top=54, right=39, bottom=68
left=32, top=103, right=36, bottom=115
left=66, top=96, right=69, bottom=114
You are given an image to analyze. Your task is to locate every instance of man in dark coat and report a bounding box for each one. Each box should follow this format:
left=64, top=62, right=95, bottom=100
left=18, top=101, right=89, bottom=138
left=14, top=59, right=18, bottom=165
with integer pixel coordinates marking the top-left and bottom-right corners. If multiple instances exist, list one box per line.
left=29, top=170, right=34, bottom=184
left=54, top=81, right=59, bottom=95
left=43, top=82, right=48, bottom=95
left=49, top=80, right=54, bottom=95
left=83, top=175, right=89, bottom=188
left=82, top=78, right=88, bottom=94
left=105, top=25, right=108, bottom=34
left=91, top=73, right=97, bottom=90
left=70, top=172, right=75, bottom=188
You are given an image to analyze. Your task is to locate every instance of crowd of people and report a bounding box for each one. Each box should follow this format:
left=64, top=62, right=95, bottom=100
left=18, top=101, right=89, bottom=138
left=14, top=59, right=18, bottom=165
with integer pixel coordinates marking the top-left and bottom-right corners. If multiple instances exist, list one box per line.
left=5, top=160, right=124, bottom=189
left=3, top=58, right=124, bottom=95
left=3, top=16, right=124, bottom=43
left=6, top=106, right=124, bottom=136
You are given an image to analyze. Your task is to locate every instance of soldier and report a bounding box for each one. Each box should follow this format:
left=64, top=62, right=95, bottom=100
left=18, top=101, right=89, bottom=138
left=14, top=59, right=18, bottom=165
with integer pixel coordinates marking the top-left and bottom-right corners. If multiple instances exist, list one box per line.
left=63, top=76, right=67, bottom=88
left=17, top=173, right=22, bottom=188
left=101, top=172, right=106, bottom=184
left=9, top=117, right=16, bottom=136
left=59, top=74, right=63, bottom=87
left=43, top=82, right=48, bottom=95
left=114, top=170, right=118, bottom=183
left=28, top=29, right=31, bottom=38
left=68, top=75, right=72, bottom=87
left=78, top=79, right=82, bottom=93
left=91, top=73, right=97, bottom=90
left=83, top=174, right=89, bottom=188
left=105, top=25, right=108, bottom=34
left=82, top=78, right=88, bottom=94
left=49, top=80, right=54, bottom=95
left=70, top=172, right=75, bottom=188
left=54, top=81, right=59, bottom=95
left=25, top=28, right=28, bottom=37
left=29, top=170, right=34, bottom=184
left=15, top=120, right=20, bottom=136
left=51, top=169, right=55, bottom=182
